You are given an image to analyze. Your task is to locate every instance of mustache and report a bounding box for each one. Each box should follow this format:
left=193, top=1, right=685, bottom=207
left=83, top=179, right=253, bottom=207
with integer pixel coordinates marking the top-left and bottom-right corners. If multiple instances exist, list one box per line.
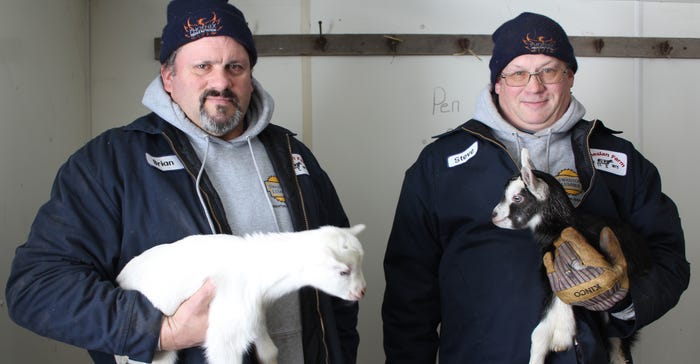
left=199, top=89, right=240, bottom=107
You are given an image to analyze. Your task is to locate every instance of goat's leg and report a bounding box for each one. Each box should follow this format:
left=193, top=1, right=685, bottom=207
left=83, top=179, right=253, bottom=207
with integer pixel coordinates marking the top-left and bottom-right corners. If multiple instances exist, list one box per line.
left=529, top=318, right=552, bottom=364
left=253, top=327, right=279, bottom=364
left=530, top=296, right=576, bottom=364
left=115, top=351, right=177, bottom=364
left=548, top=297, right=576, bottom=352
left=203, top=336, right=244, bottom=364
left=151, top=350, right=178, bottom=364
left=203, top=313, right=245, bottom=364
left=608, top=337, right=627, bottom=364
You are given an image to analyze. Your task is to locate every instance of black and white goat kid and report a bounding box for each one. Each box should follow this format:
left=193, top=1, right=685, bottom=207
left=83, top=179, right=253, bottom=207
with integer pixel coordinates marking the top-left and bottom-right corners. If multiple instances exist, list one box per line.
left=491, top=149, right=650, bottom=364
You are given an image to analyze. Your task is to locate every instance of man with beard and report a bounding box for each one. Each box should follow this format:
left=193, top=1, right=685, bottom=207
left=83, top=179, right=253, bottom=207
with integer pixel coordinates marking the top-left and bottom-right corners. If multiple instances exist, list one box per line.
left=5, top=1, right=359, bottom=363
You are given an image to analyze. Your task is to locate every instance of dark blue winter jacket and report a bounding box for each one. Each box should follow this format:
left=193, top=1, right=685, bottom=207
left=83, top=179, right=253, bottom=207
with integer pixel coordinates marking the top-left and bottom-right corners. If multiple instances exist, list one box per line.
left=6, top=113, right=358, bottom=364
left=382, top=119, right=689, bottom=363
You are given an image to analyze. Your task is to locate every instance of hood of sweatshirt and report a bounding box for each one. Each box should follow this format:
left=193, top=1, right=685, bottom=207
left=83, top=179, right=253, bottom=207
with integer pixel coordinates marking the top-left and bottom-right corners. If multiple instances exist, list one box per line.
left=141, top=76, right=274, bottom=146
left=472, top=85, right=586, bottom=174
left=141, top=76, right=292, bottom=237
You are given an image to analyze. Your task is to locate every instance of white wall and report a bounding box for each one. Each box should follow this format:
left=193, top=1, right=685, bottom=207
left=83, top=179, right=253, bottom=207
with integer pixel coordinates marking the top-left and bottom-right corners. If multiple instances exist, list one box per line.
left=2, top=0, right=698, bottom=363
left=0, top=0, right=91, bottom=362
left=305, top=3, right=700, bottom=364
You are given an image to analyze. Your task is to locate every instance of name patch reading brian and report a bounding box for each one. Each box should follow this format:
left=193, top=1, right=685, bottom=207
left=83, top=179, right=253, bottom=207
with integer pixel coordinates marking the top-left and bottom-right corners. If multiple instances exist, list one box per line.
left=146, top=153, right=185, bottom=171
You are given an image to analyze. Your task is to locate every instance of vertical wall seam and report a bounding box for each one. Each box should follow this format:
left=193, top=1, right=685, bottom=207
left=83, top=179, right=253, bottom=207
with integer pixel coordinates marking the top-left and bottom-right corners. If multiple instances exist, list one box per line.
left=300, top=0, right=313, bottom=148
left=87, top=0, right=93, bottom=138
left=635, top=1, right=644, bottom=151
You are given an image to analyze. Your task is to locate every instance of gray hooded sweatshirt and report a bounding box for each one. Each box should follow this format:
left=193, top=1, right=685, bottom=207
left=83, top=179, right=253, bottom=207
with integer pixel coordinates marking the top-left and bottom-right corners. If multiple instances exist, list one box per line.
left=472, top=86, right=587, bottom=205
left=142, top=76, right=304, bottom=362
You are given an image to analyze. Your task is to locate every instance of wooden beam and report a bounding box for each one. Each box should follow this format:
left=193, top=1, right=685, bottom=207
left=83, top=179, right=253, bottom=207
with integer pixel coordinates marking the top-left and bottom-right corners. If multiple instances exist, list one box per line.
left=154, top=34, right=700, bottom=60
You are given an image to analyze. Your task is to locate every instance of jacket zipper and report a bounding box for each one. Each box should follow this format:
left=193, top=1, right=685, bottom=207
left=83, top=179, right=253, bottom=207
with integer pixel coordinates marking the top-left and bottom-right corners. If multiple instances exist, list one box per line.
left=285, top=134, right=330, bottom=364
left=461, top=126, right=519, bottom=168
left=462, top=120, right=600, bottom=208
left=286, top=134, right=310, bottom=231
left=161, top=131, right=224, bottom=233
left=575, top=119, right=599, bottom=208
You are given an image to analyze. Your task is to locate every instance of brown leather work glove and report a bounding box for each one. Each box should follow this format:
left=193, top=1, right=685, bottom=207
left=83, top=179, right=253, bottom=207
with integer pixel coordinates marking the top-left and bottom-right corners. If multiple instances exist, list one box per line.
left=543, top=227, right=629, bottom=311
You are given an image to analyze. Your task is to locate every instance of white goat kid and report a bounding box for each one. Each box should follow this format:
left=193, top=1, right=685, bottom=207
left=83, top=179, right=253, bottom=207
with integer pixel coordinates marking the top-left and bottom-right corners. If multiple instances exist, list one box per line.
left=116, top=224, right=367, bottom=364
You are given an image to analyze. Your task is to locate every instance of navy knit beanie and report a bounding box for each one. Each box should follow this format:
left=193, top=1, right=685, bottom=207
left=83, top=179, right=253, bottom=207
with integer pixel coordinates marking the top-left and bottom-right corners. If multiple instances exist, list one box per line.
left=159, top=0, right=257, bottom=66
left=489, top=12, right=577, bottom=86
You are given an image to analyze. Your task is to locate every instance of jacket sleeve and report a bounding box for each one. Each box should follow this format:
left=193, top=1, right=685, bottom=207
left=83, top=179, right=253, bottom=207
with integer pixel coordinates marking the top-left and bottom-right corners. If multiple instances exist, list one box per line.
left=5, top=151, right=162, bottom=362
left=382, top=153, right=442, bottom=363
left=608, top=151, right=690, bottom=336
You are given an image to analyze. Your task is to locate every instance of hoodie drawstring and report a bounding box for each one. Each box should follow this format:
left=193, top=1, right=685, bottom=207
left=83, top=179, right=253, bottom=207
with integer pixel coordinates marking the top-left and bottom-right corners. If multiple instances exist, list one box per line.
left=545, top=129, right=552, bottom=174
left=514, top=128, right=553, bottom=173
left=513, top=132, right=522, bottom=167
left=247, top=136, right=281, bottom=233
left=196, top=136, right=217, bottom=234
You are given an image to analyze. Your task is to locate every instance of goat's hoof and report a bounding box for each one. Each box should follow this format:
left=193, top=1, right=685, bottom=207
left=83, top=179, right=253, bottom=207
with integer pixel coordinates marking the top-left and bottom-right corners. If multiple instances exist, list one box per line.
left=550, top=341, right=574, bottom=352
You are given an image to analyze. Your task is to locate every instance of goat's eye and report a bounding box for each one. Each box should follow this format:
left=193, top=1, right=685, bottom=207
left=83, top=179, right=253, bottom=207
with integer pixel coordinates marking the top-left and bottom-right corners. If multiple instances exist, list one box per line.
left=512, top=194, right=523, bottom=204
left=340, top=270, right=351, bottom=276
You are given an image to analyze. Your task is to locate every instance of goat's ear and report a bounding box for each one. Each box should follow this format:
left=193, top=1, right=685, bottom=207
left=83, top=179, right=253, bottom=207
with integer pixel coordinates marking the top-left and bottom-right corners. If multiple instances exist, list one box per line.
left=520, top=148, right=535, bottom=171
left=520, top=149, right=536, bottom=190
left=348, top=224, right=366, bottom=236
left=522, top=171, right=548, bottom=201
left=529, top=179, right=549, bottom=201
left=520, top=149, right=548, bottom=201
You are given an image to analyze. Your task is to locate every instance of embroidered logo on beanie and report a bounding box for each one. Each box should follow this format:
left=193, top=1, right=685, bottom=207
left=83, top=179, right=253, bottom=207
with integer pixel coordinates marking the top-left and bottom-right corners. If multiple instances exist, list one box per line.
left=184, top=12, right=223, bottom=39
left=522, top=34, right=557, bottom=54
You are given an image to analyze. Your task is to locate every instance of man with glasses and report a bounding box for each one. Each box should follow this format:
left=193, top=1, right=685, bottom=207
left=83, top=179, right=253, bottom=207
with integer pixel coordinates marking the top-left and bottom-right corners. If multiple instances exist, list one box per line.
left=383, top=12, right=688, bottom=363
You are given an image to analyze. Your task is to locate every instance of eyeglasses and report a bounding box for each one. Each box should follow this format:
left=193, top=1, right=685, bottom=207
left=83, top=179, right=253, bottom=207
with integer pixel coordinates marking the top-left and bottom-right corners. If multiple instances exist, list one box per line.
left=500, top=67, right=569, bottom=87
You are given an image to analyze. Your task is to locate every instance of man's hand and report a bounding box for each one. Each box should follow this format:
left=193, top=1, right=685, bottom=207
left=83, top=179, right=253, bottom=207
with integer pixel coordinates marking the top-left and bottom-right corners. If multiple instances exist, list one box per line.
left=542, top=227, right=629, bottom=311
left=159, top=278, right=216, bottom=351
